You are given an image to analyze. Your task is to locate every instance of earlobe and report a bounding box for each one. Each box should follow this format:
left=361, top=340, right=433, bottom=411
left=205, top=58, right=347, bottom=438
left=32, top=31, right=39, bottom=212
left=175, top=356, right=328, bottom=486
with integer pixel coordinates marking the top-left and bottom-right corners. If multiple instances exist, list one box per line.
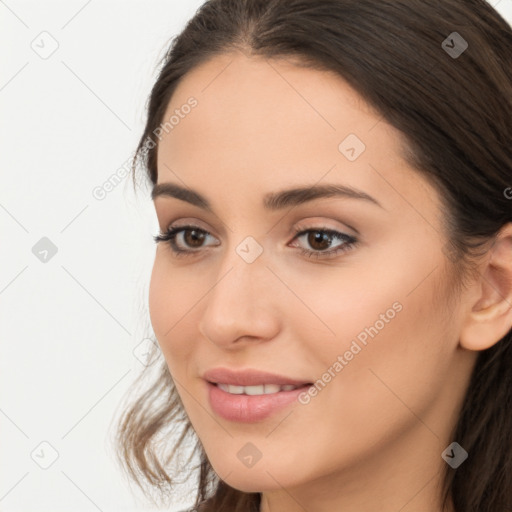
left=460, top=301, right=512, bottom=351
left=459, top=223, right=512, bottom=352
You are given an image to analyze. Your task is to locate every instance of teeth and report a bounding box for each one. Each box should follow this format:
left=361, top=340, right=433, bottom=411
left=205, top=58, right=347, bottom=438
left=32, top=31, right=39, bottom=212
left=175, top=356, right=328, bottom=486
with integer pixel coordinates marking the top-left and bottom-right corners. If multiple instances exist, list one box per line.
left=216, top=383, right=301, bottom=395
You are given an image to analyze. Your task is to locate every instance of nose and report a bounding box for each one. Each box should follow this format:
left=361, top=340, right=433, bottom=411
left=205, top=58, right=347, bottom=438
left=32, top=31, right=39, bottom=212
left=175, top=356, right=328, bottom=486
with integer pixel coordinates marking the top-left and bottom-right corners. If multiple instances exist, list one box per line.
left=197, top=244, right=281, bottom=349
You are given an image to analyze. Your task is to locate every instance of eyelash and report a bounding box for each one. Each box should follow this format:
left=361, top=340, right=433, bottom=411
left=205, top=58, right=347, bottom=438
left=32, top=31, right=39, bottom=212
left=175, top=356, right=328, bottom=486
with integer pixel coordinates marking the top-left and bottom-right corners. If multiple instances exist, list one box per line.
left=152, top=224, right=358, bottom=260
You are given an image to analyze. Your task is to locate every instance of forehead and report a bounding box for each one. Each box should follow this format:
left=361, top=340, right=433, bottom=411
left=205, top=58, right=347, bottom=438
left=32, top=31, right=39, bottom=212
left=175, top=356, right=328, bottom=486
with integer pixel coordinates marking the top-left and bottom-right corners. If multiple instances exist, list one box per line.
left=159, top=51, right=405, bottom=159
left=155, top=51, right=434, bottom=216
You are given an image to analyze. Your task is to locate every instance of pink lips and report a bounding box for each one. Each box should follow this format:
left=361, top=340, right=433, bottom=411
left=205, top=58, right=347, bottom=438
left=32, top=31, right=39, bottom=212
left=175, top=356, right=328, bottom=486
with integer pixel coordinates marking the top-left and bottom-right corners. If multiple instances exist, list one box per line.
left=203, top=367, right=312, bottom=423
left=203, top=367, right=311, bottom=387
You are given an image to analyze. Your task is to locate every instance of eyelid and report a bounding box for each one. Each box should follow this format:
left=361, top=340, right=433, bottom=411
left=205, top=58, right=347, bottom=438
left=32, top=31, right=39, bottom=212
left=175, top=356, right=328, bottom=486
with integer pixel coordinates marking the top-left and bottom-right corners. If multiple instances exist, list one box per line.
left=161, top=217, right=214, bottom=234
left=292, top=218, right=358, bottom=238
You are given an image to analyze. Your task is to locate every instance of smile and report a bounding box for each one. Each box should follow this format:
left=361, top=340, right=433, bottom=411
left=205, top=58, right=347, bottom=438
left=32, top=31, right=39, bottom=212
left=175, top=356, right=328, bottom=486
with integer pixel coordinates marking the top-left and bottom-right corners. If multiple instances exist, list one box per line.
left=215, top=383, right=307, bottom=395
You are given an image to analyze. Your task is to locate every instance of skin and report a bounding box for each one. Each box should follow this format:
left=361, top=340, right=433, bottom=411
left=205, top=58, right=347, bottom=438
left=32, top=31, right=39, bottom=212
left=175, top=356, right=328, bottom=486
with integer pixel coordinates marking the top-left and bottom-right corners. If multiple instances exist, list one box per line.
left=148, top=51, right=512, bottom=512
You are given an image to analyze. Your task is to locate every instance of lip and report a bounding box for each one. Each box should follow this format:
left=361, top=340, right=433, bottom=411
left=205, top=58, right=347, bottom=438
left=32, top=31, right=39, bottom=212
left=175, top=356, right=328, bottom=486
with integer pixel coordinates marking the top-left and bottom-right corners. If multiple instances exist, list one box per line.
left=202, top=367, right=312, bottom=387
left=206, top=381, right=312, bottom=423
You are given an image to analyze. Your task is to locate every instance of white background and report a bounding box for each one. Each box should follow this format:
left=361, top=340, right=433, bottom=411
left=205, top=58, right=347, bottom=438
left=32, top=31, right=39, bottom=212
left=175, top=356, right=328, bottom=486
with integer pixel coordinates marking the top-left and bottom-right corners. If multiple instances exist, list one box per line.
left=1, top=1, right=511, bottom=511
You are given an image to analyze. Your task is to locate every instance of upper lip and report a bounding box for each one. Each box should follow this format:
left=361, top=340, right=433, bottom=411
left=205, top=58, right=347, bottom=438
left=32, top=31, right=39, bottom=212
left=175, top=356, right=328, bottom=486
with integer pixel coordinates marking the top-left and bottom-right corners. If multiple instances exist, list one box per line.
left=203, top=367, right=312, bottom=387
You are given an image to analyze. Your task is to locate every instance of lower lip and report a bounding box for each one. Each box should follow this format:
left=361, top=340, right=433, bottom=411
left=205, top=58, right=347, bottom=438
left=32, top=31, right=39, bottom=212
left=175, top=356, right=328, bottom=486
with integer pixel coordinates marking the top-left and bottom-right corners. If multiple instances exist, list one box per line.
left=206, top=381, right=312, bottom=423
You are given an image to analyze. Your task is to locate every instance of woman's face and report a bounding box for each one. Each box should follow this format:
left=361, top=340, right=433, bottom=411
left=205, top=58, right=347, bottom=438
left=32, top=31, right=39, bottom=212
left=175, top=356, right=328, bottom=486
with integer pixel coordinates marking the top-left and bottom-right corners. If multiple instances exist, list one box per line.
left=149, top=52, right=477, bottom=509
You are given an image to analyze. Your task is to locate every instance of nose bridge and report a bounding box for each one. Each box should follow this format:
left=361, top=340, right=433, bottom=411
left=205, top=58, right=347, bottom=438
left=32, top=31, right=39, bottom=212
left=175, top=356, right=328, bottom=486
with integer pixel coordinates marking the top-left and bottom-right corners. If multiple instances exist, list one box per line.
left=198, top=235, right=280, bottom=344
left=212, top=233, right=270, bottom=303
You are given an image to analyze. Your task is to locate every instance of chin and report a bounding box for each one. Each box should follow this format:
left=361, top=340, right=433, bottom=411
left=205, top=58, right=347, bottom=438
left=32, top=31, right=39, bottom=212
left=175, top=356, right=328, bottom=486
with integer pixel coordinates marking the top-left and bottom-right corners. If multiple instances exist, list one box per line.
left=213, top=463, right=299, bottom=493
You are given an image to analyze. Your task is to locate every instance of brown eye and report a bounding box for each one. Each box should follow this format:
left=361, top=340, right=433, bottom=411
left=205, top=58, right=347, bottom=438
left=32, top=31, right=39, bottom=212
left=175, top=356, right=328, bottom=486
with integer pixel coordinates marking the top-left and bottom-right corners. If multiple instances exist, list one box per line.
left=307, top=231, right=334, bottom=251
left=153, top=225, right=218, bottom=255
left=290, top=227, right=358, bottom=260
left=183, top=229, right=207, bottom=248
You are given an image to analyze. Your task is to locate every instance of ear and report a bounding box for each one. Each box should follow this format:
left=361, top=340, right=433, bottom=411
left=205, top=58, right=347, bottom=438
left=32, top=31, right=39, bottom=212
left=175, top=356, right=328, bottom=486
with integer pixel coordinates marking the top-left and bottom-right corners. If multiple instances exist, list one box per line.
left=459, top=223, right=512, bottom=351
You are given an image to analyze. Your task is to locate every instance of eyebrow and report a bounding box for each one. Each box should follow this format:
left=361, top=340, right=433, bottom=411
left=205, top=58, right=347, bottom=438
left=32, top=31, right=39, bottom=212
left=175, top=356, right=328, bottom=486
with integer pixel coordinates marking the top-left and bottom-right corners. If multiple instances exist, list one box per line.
left=151, top=182, right=384, bottom=211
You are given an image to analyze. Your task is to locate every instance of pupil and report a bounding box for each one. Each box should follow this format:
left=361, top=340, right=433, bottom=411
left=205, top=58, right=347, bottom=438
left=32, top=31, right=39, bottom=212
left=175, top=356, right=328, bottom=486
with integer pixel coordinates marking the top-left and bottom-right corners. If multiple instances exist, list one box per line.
left=310, top=231, right=330, bottom=250
left=186, top=230, right=204, bottom=247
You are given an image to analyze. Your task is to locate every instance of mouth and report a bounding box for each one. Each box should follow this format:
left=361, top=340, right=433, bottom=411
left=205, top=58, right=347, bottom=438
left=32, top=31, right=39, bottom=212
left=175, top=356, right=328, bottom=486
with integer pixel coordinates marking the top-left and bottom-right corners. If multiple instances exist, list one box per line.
left=202, top=367, right=312, bottom=389
left=206, top=380, right=314, bottom=423
left=208, top=382, right=312, bottom=395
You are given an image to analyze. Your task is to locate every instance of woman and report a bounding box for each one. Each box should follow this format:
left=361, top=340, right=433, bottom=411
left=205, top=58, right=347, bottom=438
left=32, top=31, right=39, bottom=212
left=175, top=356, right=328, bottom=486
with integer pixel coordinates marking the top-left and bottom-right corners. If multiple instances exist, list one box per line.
left=113, top=1, right=512, bottom=511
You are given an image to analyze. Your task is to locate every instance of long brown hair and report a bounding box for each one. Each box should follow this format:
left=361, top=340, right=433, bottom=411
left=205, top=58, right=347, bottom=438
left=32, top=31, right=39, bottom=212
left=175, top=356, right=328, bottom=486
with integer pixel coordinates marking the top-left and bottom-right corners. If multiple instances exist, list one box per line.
left=112, top=1, right=512, bottom=511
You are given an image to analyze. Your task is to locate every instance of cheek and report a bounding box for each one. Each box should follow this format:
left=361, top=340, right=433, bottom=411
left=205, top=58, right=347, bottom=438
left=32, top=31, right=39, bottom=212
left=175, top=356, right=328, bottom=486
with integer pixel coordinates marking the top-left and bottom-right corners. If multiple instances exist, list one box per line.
left=260, top=271, right=451, bottom=479
left=338, top=283, right=448, bottom=425
left=284, top=261, right=406, bottom=371
left=148, top=257, right=195, bottom=365
left=292, top=247, right=451, bottom=417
